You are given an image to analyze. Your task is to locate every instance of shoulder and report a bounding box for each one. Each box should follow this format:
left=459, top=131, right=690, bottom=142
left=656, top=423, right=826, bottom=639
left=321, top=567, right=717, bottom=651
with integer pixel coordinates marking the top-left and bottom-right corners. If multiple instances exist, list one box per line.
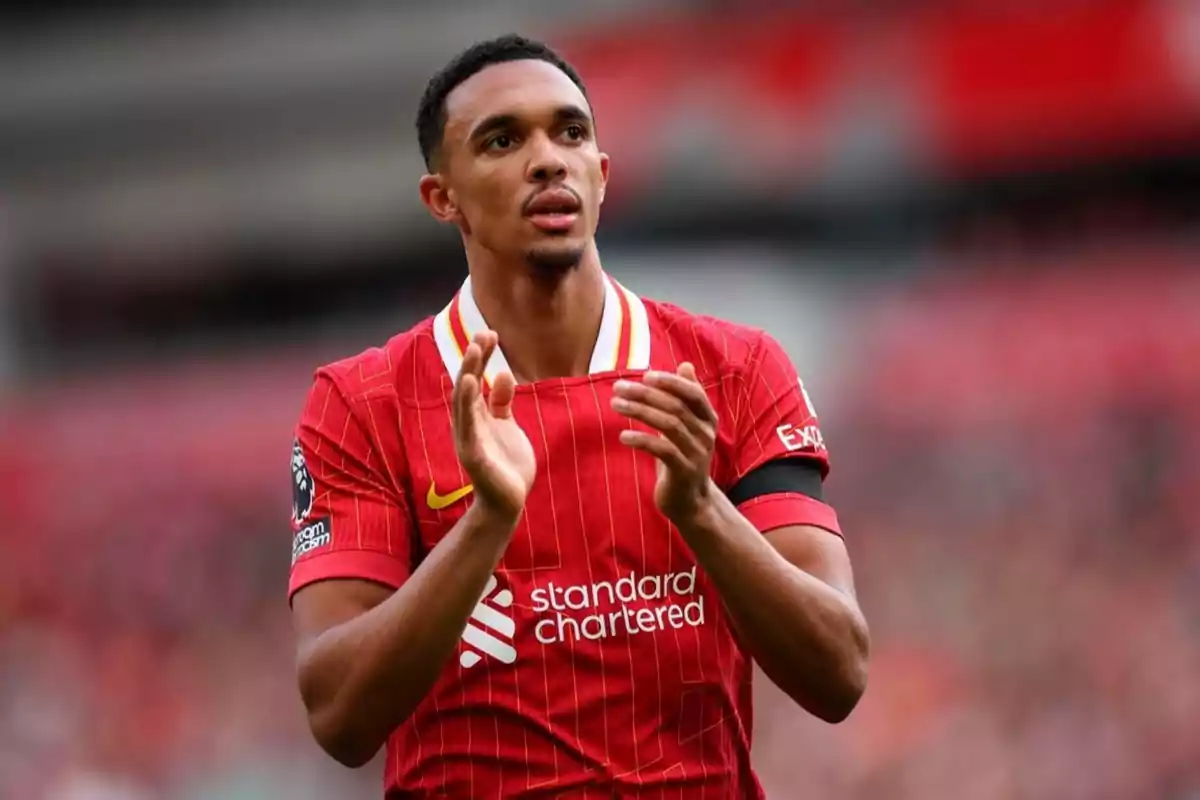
left=644, top=298, right=778, bottom=378
left=313, top=317, right=446, bottom=407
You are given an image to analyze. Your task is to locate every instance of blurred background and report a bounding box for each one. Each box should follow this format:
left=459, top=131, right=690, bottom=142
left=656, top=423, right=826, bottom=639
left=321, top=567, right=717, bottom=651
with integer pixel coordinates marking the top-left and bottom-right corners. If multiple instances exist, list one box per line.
left=3, top=1, right=1199, bottom=798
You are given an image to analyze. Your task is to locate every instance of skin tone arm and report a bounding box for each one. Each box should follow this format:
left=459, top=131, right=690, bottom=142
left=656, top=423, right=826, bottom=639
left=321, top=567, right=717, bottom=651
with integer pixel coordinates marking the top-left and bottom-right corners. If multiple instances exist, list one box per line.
left=612, top=364, right=870, bottom=723
left=290, top=331, right=536, bottom=767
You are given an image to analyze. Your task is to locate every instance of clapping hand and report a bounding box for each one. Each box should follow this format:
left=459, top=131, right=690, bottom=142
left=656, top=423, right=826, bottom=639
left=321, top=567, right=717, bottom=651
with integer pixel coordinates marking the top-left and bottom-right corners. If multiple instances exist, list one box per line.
left=611, top=363, right=719, bottom=525
left=452, top=331, right=537, bottom=522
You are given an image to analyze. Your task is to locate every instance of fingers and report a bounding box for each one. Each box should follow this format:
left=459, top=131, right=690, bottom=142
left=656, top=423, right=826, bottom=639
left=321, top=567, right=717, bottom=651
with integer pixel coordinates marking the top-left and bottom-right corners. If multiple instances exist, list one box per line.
left=612, top=367, right=717, bottom=447
left=613, top=393, right=689, bottom=437
left=618, top=429, right=690, bottom=473
left=478, top=332, right=498, bottom=374
left=457, top=331, right=496, bottom=388
left=643, top=366, right=718, bottom=426
left=611, top=394, right=711, bottom=460
left=612, top=365, right=718, bottom=472
left=452, top=357, right=477, bottom=441
left=453, top=331, right=498, bottom=439
left=490, top=371, right=516, bottom=420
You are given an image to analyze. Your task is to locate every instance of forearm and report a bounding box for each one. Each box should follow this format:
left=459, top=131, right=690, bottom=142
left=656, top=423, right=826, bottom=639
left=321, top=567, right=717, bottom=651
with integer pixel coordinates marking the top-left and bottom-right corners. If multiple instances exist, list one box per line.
left=300, top=502, right=517, bottom=765
left=679, top=489, right=869, bottom=722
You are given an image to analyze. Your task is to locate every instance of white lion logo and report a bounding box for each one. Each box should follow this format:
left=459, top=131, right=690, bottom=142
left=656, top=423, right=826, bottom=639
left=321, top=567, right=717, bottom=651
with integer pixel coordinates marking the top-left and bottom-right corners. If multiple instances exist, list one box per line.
left=291, top=439, right=314, bottom=523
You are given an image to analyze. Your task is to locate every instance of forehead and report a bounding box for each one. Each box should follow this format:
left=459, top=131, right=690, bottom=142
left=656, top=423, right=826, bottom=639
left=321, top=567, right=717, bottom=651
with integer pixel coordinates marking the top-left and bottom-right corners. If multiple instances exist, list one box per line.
left=443, top=59, right=591, bottom=137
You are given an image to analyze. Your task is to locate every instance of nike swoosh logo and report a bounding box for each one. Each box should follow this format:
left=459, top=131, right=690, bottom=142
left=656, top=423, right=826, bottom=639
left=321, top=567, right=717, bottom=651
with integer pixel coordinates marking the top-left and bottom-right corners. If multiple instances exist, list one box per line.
left=427, top=482, right=474, bottom=510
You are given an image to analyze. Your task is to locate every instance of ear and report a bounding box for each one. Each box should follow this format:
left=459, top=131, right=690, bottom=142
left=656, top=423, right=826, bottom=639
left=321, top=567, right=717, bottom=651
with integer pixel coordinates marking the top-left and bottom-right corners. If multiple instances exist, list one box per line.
left=598, top=152, right=610, bottom=205
left=419, top=173, right=459, bottom=224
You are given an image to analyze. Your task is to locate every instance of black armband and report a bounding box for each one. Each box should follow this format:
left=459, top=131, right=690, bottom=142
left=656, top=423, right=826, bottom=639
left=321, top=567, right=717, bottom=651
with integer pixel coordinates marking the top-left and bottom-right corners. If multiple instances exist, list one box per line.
left=727, top=458, right=824, bottom=506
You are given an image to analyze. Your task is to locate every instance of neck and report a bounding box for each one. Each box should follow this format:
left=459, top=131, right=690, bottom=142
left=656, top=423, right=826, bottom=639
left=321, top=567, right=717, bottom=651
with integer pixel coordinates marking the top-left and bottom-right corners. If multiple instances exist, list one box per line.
left=466, top=242, right=606, bottom=383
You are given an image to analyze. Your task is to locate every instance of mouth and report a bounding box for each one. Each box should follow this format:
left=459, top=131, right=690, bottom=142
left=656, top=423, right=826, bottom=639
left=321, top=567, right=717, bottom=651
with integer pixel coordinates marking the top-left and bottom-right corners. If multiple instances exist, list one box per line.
left=524, top=188, right=582, bottom=233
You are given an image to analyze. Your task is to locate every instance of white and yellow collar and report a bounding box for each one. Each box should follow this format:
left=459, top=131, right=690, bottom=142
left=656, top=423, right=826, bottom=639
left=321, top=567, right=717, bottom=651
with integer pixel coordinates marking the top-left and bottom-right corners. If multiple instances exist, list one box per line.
left=433, top=273, right=651, bottom=385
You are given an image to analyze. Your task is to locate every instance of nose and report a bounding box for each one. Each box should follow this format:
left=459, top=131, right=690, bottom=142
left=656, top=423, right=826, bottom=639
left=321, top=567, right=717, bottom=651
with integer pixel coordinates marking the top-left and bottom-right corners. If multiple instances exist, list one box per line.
left=524, top=133, right=568, bottom=183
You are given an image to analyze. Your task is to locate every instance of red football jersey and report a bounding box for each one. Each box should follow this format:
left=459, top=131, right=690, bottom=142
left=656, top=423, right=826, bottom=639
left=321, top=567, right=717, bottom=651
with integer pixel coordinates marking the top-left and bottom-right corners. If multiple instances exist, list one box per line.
left=288, top=273, right=840, bottom=799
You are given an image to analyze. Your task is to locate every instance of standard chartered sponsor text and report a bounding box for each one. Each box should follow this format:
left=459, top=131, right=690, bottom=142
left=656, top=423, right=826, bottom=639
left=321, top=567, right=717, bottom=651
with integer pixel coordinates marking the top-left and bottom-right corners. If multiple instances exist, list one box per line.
left=530, top=567, right=705, bottom=644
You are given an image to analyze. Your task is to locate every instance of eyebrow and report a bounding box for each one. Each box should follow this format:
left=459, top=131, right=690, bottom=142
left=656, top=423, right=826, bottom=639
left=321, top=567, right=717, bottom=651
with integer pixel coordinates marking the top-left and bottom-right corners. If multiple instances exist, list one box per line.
left=554, top=105, right=592, bottom=127
left=468, top=114, right=518, bottom=143
left=467, top=104, right=593, bottom=142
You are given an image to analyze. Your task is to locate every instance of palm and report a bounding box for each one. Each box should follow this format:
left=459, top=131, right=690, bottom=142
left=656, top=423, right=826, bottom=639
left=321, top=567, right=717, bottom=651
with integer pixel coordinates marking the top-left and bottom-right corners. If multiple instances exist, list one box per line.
left=652, top=459, right=684, bottom=517
left=466, top=399, right=536, bottom=510
left=452, top=331, right=536, bottom=518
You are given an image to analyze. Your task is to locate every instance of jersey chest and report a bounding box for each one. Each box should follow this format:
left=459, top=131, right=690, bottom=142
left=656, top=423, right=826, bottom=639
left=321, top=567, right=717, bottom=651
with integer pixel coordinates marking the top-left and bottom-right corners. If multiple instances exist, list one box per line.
left=402, top=378, right=697, bottom=581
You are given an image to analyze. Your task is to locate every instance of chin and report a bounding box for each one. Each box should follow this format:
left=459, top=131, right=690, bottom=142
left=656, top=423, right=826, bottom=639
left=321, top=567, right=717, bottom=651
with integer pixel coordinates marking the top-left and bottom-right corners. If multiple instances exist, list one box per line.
left=524, top=243, right=586, bottom=277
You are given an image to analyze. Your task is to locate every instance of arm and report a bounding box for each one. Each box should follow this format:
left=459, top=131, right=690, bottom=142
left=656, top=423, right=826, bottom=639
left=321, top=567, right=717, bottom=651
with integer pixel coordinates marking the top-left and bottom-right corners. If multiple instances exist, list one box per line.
left=676, top=504, right=868, bottom=722
left=612, top=336, right=869, bottom=723
left=290, top=331, right=536, bottom=767
left=293, top=502, right=517, bottom=767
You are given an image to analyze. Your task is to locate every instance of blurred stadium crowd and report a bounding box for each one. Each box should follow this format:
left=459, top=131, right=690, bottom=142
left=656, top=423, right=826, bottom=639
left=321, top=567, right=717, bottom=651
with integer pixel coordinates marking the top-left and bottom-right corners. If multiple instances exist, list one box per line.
left=2, top=1, right=1199, bottom=798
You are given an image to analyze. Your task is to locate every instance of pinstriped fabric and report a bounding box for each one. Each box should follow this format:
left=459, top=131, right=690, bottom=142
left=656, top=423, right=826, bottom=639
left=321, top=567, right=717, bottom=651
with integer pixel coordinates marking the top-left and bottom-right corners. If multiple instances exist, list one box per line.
left=289, top=290, right=838, bottom=799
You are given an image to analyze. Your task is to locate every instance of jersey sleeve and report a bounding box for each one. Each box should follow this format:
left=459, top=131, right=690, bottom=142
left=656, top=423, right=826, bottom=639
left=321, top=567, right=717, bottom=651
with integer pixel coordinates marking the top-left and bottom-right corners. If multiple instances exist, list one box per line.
left=729, top=331, right=842, bottom=537
left=288, top=370, right=414, bottom=602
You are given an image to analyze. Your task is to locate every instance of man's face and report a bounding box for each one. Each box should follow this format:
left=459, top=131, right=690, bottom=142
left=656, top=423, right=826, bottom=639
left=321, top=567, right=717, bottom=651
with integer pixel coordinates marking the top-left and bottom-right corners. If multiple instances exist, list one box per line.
left=425, top=59, right=609, bottom=275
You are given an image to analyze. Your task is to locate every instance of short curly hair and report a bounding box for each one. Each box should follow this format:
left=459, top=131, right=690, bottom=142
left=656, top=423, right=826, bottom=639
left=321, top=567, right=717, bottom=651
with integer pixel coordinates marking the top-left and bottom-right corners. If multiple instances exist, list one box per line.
left=416, top=34, right=589, bottom=171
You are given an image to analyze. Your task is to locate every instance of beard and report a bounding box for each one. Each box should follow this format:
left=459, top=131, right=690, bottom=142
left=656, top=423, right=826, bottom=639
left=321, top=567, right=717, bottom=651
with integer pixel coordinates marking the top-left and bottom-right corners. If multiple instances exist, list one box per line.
left=524, top=242, right=585, bottom=278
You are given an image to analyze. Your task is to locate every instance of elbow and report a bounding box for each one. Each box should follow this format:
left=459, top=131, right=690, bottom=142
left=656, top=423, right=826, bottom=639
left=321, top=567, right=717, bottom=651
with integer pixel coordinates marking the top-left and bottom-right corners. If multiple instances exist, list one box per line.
left=308, top=705, right=384, bottom=769
left=811, top=659, right=868, bottom=724
left=794, top=609, right=870, bottom=725
left=298, top=659, right=389, bottom=769
left=816, top=614, right=871, bottom=724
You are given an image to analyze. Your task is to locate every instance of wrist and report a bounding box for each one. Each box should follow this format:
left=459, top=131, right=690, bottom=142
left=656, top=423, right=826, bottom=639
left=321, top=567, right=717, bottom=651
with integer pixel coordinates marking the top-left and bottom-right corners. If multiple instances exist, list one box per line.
left=465, top=496, right=523, bottom=537
left=670, top=480, right=726, bottom=540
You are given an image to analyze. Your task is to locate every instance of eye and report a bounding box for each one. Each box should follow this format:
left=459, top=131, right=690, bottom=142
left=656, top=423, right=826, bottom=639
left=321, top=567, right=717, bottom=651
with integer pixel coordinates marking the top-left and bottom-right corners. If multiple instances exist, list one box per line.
left=485, top=133, right=515, bottom=151
left=563, top=124, right=586, bottom=141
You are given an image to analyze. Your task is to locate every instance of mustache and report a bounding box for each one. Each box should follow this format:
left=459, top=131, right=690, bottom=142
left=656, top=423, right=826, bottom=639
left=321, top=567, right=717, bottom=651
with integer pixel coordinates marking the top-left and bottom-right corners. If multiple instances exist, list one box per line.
left=521, top=185, right=582, bottom=215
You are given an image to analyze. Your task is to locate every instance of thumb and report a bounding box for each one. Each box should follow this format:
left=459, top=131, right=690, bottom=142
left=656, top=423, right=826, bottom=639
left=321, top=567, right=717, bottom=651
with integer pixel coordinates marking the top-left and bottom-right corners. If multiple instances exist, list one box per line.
left=489, top=371, right=517, bottom=419
left=677, top=361, right=699, bottom=384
